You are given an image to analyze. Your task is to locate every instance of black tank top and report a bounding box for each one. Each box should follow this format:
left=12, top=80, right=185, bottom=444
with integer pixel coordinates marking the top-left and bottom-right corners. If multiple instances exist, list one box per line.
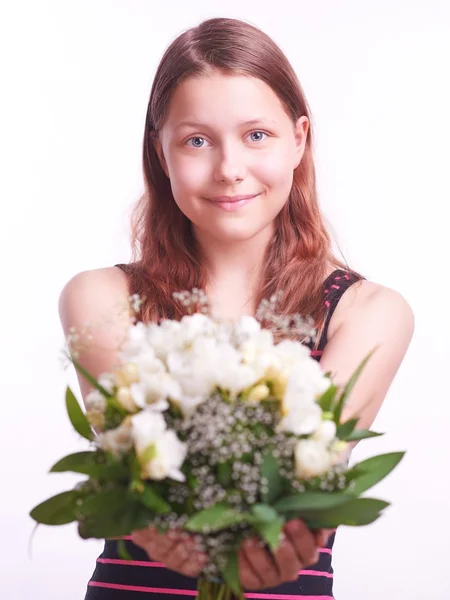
left=84, top=266, right=364, bottom=599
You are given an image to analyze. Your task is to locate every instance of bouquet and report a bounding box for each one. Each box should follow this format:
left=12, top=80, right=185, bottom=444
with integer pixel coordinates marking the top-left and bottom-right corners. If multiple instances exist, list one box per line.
left=30, top=289, right=404, bottom=599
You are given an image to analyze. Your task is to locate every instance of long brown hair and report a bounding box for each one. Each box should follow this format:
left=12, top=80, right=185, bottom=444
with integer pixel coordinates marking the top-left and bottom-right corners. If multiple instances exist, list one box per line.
left=124, top=17, right=364, bottom=350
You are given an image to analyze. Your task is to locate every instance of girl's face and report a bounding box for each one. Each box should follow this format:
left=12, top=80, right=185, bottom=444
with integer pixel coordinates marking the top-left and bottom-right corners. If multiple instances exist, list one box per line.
left=155, top=71, right=309, bottom=245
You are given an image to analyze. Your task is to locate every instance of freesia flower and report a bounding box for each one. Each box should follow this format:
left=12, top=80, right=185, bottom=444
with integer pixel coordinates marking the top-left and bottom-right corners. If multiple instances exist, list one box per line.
left=294, top=438, right=333, bottom=479
left=131, top=410, right=187, bottom=481
left=97, top=417, right=133, bottom=457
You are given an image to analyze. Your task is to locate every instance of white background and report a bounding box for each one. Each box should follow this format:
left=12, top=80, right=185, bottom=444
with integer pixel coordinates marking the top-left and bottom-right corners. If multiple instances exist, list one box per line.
left=1, top=1, right=449, bottom=598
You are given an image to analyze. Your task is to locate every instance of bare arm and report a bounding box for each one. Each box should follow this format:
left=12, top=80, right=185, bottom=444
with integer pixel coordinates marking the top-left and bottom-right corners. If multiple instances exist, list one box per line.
left=58, top=266, right=132, bottom=404
left=320, top=281, right=415, bottom=454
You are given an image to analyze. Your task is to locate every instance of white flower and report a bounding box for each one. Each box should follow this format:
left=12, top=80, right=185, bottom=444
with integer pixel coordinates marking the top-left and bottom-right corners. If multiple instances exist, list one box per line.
left=113, top=363, right=140, bottom=388
left=273, top=339, right=311, bottom=369
left=117, top=386, right=139, bottom=413
left=277, top=401, right=323, bottom=435
left=239, top=330, right=276, bottom=380
left=178, top=313, right=216, bottom=344
left=131, top=410, right=187, bottom=481
left=233, top=315, right=261, bottom=341
left=146, top=320, right=183, bottom=359
left=312, top=419, right=337, bottom=444
left=98, top=373, right=116, bottom=394
left=294, top=439, right=333, bottom=479
left=123, top=322, right=149, bottom=354
left=97, top=418, right=133, bottom=457
left=85, top=389, right=107, bottom=413
left=130, top=372, right=181, bottom=411
left=330, top=439, right=350, bottom=465
left=280, top=355, right=331, bottom=417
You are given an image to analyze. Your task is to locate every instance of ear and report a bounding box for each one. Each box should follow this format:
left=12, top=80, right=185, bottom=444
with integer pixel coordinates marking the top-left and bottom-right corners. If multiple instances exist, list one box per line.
left=154, top=137, right=170, bottom=178
left=293, top=116, right=309, bottom=169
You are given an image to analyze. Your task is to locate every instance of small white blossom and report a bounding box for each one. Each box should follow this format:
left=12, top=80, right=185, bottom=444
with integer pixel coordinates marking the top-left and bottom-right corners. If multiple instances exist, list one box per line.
left=294, top=439, right=333, bottom=479
left=97, top=373, right=116, bottom=394
left=130, top=372, right=180, bottom=411
left=85, top=389, right=107, bottom=413
left=117, top=386, right=139, bottom=413
left=277, top=401, right=323, bottom=435
left=312, top=419, right=337, bottom=444
left=97, top=418, right=133, bottom=456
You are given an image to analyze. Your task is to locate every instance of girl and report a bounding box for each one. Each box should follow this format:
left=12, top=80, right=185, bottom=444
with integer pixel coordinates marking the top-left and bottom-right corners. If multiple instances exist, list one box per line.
left=59, top=17, right=414, bottom=599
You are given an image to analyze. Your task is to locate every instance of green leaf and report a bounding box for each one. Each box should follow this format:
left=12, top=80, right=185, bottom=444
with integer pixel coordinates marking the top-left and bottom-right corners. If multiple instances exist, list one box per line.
left=65, top=387, right=93, bottom=441
left=336, top=418, right=359, bottom=439
left=70, top=357, right=112, bottom=398
left=185, top=503, right=249, bottom=533
left=250, top=504, right=278, bottom=523
left=317, top=382, right=339, bottom=413
left=221, top=550, right=244, bottom=598
left=260, top=452, right=282, bottom=504
left=343, top=429, right=384, bottom=442
left=300, top=497, right=390, bottom=528
left=117, top=539, right=133, bottom=561
left=348, top=452, right=406, bottom=496
left=139, top=484, right=171, bottom=514
left=274, top=491, right=354, bottom=514
left=333, top=347, right=378, bottom=423
left=29, top=491, right=79, bottom=525
left=50, top=451, right=128, bottom=480
left=77, top=495, right=138, bottom=539
left=252, top=516, right=285, bottom=552
left=76, top=489, right=130, bottom=518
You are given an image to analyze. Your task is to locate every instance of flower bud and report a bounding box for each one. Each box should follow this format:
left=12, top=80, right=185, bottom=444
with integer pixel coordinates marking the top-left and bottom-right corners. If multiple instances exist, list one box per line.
left=294, top=439, right=332, bottom=479
left=114, top=363, right=140, bottom=387
left=331, top=440, right=350, bottom=465
left=247, top=384, right=270, bottom=402
left=312, top=420, right=337, bottom=444
left=117, top=386, right=139, bottom=413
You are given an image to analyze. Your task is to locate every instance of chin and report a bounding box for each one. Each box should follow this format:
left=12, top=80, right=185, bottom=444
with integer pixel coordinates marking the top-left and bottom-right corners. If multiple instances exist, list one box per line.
left=207, top=222, right=271, bottom=243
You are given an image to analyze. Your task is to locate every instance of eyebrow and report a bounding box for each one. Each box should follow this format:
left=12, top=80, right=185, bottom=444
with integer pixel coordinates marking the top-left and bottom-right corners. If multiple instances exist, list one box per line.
left=174, top=118, right=278, bottom=131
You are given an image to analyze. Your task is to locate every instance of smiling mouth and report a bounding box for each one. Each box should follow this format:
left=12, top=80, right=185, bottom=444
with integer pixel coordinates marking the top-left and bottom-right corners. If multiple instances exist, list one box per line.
left=206, top=193, right=260, bottom=212
left=208, top=193, right=260, bottom=203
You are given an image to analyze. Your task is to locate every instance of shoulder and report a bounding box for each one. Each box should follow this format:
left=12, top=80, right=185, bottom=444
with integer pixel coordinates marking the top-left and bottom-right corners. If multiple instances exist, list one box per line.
left=58, top=266, right=132, bottom=339
left=59, top=265, right=129, bottom=310
left=327, top=276, right=414, bottom=342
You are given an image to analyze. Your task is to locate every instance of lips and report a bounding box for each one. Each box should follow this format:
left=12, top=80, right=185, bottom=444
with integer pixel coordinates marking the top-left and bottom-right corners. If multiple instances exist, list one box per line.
left=207, top=193, right=260, bottom=212
left=208, top=194, right=259, bottom=203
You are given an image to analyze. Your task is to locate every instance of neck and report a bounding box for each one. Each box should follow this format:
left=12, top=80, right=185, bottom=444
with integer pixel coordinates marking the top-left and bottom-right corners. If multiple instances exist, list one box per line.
left=194, top=225, right=274, bottom=317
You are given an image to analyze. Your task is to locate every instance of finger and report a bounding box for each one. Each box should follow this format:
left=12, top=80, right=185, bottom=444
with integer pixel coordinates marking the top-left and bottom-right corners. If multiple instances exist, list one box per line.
left=284, top=520, right=319, bottom=567
left=161, top=538, right=205, bottom=574
left=272, top=533, right=301, bottom=582
left=177, top=550, right=209, bottom=578
left=314, top=528, right=334, bottom=548
left=132, top=527, right=180, bottom=562
left=242, top=537, right=279, bottom=590
left=239, top=547, right=264, bottom=590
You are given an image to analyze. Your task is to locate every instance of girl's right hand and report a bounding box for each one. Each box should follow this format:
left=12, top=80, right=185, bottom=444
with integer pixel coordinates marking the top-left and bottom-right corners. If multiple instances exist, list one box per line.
left=131, top=526, right=209, bottom=578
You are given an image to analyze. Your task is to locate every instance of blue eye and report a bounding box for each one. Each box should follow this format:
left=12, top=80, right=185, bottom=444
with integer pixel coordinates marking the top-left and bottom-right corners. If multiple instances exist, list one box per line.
left=186, top=136, right=207, bottom=148
left=249, top=131, right=268, bottom=142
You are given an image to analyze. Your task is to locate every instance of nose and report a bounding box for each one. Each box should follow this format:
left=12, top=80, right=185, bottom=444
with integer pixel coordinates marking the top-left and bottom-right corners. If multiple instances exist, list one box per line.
left=213, top=144, right=247, bottom=184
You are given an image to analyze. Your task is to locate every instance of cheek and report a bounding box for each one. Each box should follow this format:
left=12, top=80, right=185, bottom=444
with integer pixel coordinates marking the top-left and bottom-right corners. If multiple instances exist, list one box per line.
left=170, top=154, right=209, bottom=188
left=252, top=152, right=294, bottom=199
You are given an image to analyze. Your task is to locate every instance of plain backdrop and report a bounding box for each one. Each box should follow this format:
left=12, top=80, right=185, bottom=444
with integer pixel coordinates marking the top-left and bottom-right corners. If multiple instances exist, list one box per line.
left=1, top=1, right=449, bottom=598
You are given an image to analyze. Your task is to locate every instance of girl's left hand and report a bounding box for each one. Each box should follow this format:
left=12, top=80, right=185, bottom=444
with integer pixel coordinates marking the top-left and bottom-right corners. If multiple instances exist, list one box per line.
left=238, top=519, right=333, bottom=591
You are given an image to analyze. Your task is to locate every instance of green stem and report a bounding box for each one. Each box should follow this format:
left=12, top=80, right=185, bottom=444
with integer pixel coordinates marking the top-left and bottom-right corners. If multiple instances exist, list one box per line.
left=197, top=580, right=235, bottom=600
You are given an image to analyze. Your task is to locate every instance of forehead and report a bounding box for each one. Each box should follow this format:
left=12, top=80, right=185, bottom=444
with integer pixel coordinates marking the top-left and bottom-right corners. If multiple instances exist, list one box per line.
left=162, top=72, right=290, bottom=131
